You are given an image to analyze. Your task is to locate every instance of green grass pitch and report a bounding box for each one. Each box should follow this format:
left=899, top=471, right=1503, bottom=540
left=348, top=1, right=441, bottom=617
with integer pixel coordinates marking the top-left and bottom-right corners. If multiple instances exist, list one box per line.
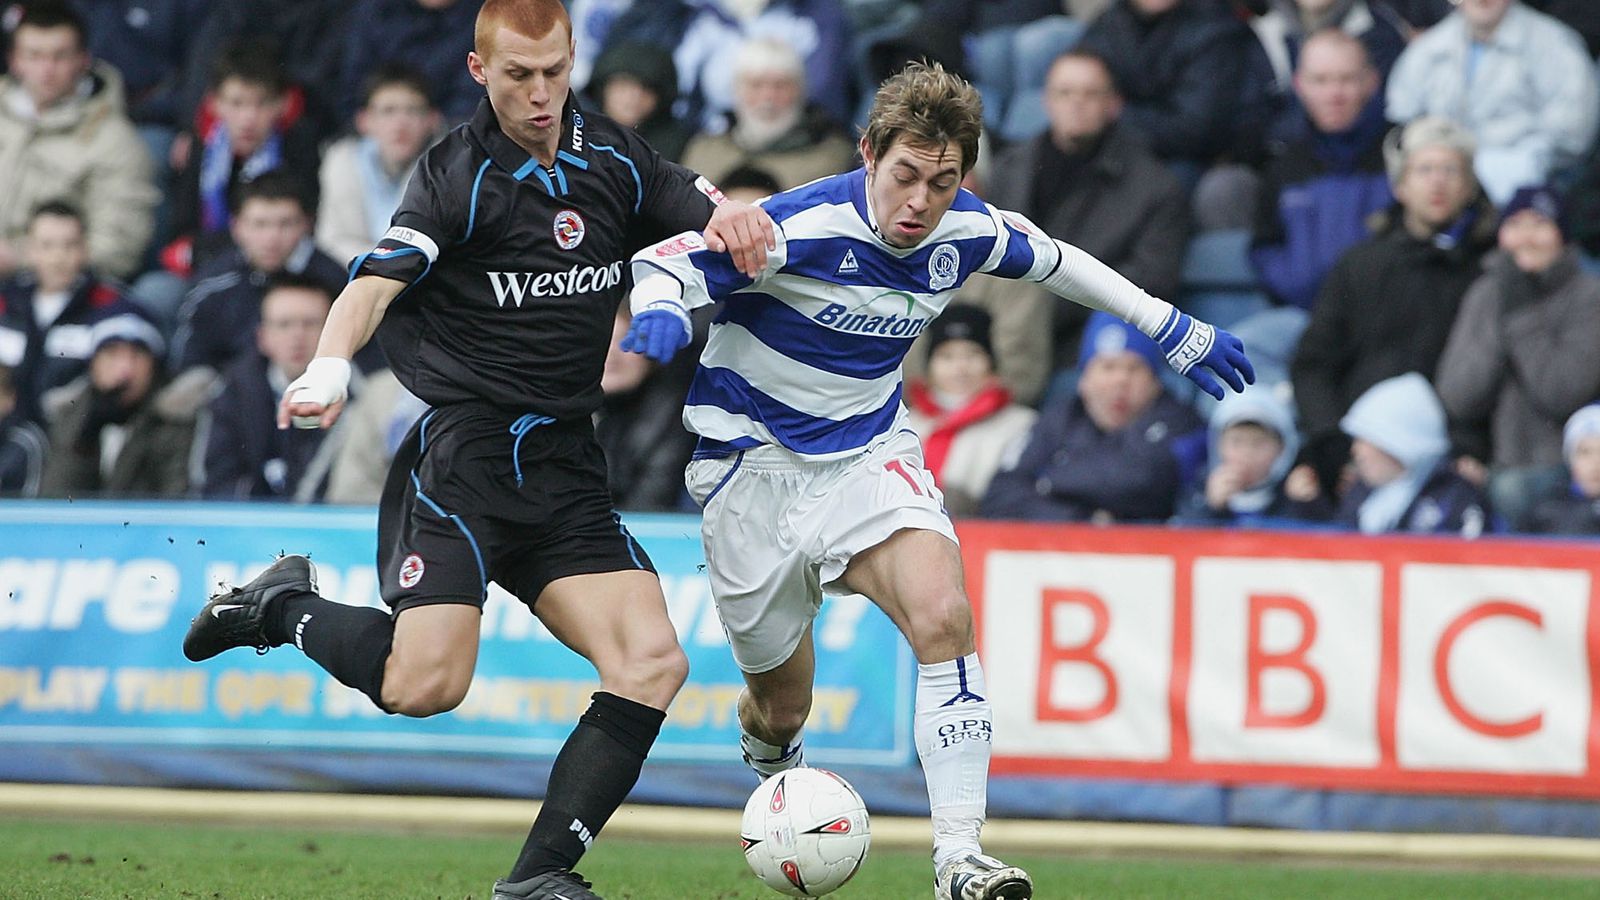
left=3, top=817, right=1599, bottom=899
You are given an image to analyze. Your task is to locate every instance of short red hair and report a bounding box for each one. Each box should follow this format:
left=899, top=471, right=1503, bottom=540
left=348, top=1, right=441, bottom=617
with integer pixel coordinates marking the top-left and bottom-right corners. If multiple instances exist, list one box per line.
left=474, top=0, right=570, bottom=60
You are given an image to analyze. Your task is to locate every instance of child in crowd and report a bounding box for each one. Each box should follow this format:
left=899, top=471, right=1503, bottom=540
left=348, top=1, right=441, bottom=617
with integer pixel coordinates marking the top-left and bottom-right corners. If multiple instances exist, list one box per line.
left=905, top=305, right=1037, bottom=517
left=1173, top=389, right=1330, bottom=526
left=1527, top=404, right=1600, bottom=536
left=1335, top=372, right=1489, bottom=536
left=316, top=64, right=441, bottom=265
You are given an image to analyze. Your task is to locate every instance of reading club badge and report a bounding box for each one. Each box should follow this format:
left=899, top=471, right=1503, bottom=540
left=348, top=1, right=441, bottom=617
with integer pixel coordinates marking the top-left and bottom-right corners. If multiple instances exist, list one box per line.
left=554, top=209, right=585, bottom=250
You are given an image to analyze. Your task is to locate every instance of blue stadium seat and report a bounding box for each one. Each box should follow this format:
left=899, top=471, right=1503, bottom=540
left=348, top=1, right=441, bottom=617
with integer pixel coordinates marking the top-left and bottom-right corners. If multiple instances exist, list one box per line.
left=1179, top=229, right=1270, bottom=331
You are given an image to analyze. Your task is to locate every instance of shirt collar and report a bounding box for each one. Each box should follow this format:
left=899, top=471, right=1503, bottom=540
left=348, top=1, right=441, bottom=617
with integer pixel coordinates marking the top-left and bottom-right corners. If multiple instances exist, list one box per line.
left=467, top=95, right=588, bottom=180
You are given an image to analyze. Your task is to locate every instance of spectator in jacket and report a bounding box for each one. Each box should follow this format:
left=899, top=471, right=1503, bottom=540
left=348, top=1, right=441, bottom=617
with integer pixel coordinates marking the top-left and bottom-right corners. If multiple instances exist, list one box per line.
left=905, top=306, right=1037, bottom=517
left=973, top=49, right=1190, bottom=384
left=681, top=37, right=856, bottom=191
left=168, top=43, right=322, bottom=273
left=1290, top=115, right=1496, bottom=495
left=604, top=0, right=855, bottom=132
left=0, top=202, right=146, bottom=417
left=322, top=367, right=427, bottom=504
left=1249, top=0, right=1406, bottom=123
left=1250, top=30, right=1393, bottom=312
left=0, top=363, right=45, bottom=496
left=1527, top=404, right=1600, bottom=535
left=587, top=41, right=694, bottom=163
left=197, top=274, right=336, bottom=500
left=316, top=64, right=441, bottom=266
left=179, top=0, right=350, bottom=141
left=980, top=312, right=1205, bottom=523
left=170, top=173, right=350, bottom=375
left=0, top=4, right=157, bottom=281
left=1332, top=372, right=1489, bottom=536
left=1434, top=185, right=1600, bottom=530
left=1386, top=0, right=1598, bottom=204
left=72, top=0, right=212, bottom=132
left=337, top=0, right=484, bottom=124
left=1077, top=0, right=1267, bottom=173
left=593, top=306, right=699, bottom=511
left=38, top=313, right=201, bottom=498
left=1173, top=388, right=1332, bottom=526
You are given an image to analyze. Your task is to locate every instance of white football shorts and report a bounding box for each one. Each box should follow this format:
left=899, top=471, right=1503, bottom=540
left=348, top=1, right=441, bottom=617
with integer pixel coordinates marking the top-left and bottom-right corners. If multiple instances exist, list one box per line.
left=685, top=428, right=959, bottom=673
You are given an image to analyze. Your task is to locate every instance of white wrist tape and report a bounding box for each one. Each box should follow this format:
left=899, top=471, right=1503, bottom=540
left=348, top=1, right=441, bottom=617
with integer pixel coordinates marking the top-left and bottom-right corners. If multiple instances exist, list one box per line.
left=285, top=357, right=351, bottom=428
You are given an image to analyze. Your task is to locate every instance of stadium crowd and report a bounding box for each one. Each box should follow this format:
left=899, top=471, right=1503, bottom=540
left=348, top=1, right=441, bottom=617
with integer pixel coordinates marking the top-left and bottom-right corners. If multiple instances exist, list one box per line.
left=0, top=0, right=1597, bottom=539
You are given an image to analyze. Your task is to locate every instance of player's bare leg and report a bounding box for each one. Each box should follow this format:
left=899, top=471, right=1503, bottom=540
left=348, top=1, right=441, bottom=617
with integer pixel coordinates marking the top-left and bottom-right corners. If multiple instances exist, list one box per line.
left=380, top=604, right=481, bottom=715
left=494, top=570, right=689, bottom=900
left=738, top=629, right=816, bottom=777
left=184, top=555, right=482, bottom=719
left=843, top=528, right=1031, bottom=900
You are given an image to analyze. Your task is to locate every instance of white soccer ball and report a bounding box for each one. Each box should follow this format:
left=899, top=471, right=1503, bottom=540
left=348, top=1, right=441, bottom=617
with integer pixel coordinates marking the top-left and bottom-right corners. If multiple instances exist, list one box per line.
left=740, top=767, right=871, bottom=898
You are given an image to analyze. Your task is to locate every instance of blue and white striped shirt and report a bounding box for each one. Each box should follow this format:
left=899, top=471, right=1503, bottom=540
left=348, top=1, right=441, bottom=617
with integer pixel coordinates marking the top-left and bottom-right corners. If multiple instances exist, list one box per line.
left=631, top=167, right=1064, bottom=460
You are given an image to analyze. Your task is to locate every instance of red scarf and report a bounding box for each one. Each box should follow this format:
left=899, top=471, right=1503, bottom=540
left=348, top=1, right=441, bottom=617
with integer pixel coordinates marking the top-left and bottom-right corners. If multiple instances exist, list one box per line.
left=907, top=379, right=1013, bottom=480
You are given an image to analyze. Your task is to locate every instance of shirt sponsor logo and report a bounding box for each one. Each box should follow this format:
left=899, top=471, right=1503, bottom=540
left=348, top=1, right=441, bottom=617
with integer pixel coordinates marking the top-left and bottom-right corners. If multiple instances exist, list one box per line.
left=553, top=209, right=585, bottom=250
left=485, top=261, right=625, bottom=307
left=928, top=243, right=959, bottom=291
left=654, top=233, right=706, bottom=257
left=694, top=175, right=727, bottom=205
left=814, top=299, right=930, bottom=338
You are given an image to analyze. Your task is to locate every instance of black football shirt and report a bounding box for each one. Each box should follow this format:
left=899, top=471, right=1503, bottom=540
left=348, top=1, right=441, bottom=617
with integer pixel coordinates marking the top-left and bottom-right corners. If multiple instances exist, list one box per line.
left=354, top=97, right=719, bottom=419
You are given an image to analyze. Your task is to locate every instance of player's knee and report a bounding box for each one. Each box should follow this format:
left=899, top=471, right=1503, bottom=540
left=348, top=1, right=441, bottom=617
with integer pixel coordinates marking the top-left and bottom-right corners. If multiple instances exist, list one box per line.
left=604, top=639, right=688, bottom=710
left=381, top=668, right=471, bottom=718
left=904, top=591, right=974, bottom=661
left=755, top=694, right=811, bottom=741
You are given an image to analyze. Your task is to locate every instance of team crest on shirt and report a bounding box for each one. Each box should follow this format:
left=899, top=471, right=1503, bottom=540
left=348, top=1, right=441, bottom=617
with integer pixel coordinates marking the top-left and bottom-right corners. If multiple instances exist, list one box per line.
left=554, top=209, right=585, bottom=250
left=928, top=243, right=959, bottom=291
left=398, top=554, right=425, bottom=589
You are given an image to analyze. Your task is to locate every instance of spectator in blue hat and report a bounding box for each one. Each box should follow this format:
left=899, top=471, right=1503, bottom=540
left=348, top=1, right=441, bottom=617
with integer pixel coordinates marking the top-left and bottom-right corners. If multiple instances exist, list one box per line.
left=1435, top=184, right=1600, bottom=531
left=1528, top=404, right=1600, bottom=535
left=979, top=311, right=1205, bottom=523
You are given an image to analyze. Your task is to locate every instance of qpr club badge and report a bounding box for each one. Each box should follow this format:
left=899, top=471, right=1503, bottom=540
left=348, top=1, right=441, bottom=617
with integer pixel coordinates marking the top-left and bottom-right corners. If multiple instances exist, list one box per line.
left=928, top=243, right=958, bottom=291
left=554, top=209, right=585, bottom=250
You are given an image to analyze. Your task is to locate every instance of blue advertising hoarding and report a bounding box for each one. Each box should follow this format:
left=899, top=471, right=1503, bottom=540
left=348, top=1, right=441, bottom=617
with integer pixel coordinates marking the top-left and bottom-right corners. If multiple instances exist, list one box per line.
left=0, top=502, right=915, bottom=767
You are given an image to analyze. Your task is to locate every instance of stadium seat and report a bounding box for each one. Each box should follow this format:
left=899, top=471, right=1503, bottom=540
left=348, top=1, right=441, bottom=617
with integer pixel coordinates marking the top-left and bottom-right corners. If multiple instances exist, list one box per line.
left=1178, top=229, right=1271, bottom=331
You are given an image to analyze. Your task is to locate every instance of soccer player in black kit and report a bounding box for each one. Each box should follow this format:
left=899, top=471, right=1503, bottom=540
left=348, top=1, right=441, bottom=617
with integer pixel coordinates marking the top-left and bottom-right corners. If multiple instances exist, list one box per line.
left=180, top=2, right=774, bottom=898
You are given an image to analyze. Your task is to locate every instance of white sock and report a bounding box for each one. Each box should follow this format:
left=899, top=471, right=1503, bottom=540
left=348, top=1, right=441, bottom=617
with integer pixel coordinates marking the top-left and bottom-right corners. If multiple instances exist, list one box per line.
left=741, top=730, right=804, bottom=778
left=915, top=652, right=991, bottom=871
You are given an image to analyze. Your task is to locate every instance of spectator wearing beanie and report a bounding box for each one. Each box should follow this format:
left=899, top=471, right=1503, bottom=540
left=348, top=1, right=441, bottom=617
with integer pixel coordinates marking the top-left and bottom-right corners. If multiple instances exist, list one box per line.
left=1527, top=404, right=1600, bottom=535
left=1332, top=372, right=1489, bottom=536
left=38, top=313, right=205, bottom=498
left=587, top=41, right=694, bottom=163
left=1290, top=115, right=1496, bottom=497
left=980, top=312, right=1204, bottom=523
left=905, top=306, right=1037, bottom=517
left=1435, top=185, right=1600, bottom=530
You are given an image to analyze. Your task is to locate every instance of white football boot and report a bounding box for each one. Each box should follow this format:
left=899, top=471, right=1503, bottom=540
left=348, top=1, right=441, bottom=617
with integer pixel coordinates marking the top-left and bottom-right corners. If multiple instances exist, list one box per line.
left=934, top=852, right=1033, bottom=900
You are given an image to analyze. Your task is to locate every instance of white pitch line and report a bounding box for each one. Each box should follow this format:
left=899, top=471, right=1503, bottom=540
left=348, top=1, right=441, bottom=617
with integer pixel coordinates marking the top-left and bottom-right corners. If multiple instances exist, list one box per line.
left=2, top=783, right=1598, bottom=864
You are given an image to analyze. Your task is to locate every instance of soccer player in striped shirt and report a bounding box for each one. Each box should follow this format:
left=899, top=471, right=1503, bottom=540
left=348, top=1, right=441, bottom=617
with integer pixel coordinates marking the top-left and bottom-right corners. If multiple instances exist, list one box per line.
left=623, top=62, right=1253, bottom=900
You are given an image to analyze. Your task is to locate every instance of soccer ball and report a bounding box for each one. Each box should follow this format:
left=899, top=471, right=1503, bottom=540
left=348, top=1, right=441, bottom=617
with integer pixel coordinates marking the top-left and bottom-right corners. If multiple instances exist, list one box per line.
left=740, top=768, right=871, bottom=898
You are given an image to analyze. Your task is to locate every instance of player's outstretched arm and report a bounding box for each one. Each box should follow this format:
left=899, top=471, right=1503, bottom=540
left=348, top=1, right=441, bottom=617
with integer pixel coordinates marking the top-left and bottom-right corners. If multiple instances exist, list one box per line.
left=277, top=275, right=407, bottom=430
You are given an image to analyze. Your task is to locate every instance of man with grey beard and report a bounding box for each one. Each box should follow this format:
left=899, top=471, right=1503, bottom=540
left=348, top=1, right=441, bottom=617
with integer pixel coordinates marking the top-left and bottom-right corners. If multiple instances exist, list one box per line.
left=680, top=35, right=857, bottom=190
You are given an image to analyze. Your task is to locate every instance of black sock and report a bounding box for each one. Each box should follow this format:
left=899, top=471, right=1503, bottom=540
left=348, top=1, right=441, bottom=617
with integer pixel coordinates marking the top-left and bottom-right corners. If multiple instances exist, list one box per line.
left=269, top=592, right=394, bottom=710
left=508, top=691, right=666, bottom=880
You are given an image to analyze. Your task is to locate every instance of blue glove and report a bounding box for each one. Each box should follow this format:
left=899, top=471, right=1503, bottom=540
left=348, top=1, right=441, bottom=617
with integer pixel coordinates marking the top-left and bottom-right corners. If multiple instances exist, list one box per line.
left=620, top=308, right=691, bottom=364
left=1153, top=309, right=1255, bottom=400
